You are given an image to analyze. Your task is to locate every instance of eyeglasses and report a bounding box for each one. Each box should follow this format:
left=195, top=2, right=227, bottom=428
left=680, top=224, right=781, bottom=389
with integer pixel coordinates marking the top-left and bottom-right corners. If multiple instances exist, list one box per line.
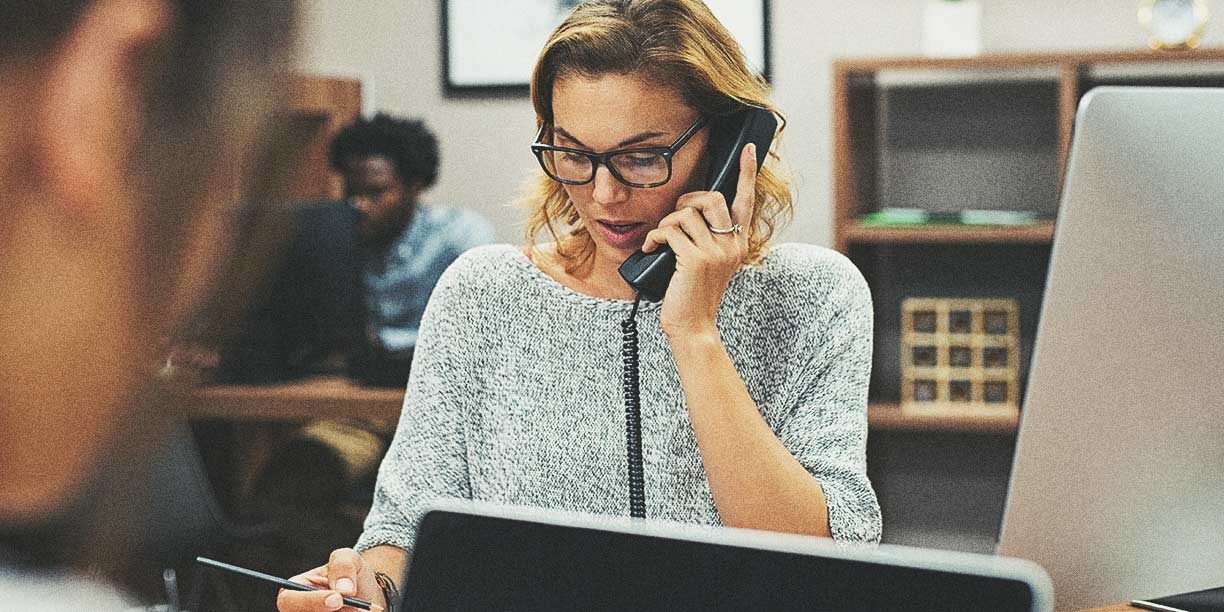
left=531, top=116, right=708, bottom=188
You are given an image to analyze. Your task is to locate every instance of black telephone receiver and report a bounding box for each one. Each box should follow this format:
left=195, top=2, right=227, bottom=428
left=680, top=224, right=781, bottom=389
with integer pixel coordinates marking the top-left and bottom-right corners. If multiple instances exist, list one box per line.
left=617, top=107, right=778, bottom=302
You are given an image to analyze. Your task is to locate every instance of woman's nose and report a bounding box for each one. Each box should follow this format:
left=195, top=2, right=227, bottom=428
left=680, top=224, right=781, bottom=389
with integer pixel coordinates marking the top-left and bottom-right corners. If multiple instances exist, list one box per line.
left=591, top=164, right=629, bottom=205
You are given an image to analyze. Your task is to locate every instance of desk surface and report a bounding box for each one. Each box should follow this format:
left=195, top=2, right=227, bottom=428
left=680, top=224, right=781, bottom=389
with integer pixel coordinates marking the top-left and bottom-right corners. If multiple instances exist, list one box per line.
left=188, top=381, right=1147, bottom=612
left=190, top=376, right=403, bottom=423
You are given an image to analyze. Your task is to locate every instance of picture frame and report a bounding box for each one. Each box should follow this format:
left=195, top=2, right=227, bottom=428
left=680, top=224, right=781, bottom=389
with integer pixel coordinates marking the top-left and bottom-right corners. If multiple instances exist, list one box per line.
left=441, top=0, right=771, bottom=95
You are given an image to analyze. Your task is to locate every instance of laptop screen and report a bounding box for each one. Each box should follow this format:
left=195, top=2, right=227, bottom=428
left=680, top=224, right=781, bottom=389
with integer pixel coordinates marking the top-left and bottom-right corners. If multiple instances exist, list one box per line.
left=402, top=504, right=1049, bottom=612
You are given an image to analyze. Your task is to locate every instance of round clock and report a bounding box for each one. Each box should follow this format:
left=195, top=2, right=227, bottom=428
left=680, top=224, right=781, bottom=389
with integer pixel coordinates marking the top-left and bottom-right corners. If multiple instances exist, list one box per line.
left=1138, top=0, right=1211, bottom=50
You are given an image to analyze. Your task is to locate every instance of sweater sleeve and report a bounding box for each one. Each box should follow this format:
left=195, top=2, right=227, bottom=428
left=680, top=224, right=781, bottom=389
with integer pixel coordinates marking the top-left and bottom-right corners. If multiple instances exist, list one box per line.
left=355, top=257, right=478, bottom=553
left=777, top=252, right=882, bottom=544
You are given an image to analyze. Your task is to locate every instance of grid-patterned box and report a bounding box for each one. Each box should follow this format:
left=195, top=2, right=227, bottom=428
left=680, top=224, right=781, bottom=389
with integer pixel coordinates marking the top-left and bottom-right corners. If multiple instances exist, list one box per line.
left=900, top=297, right=1020, bottom=416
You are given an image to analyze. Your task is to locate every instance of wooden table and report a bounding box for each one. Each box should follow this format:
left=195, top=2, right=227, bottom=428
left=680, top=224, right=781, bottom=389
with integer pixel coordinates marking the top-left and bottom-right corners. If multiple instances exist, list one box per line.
left=190, top=376, right=404, bottom=424
left=189, top=376, right=404, bottom=508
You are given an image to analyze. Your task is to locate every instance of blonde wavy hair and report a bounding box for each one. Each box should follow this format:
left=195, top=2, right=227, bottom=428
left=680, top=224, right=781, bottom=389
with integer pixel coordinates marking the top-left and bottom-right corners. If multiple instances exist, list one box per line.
left=525, top=0, right=792, bottom=274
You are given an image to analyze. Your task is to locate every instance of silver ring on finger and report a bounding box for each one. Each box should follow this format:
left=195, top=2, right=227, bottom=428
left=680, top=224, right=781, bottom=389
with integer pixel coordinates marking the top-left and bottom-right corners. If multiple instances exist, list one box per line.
left=708, top=223, right=743, bottom=235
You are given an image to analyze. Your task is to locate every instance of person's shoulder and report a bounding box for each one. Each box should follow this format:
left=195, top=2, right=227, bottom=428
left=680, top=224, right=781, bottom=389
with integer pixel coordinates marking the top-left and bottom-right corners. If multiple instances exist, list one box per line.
left=446, top=205, right=492, bottom=226
left=419, top=204, right=496, bottom=246
left=435, top=244, right=526, bottom=289
left=752, top=243, right=868, bottom=299
left=420, top=204, right=492, bottom=231
left=729, top=242, right=871, bottom=332
left=447, top=242, right=519, bottom=267
left=426, top=244, right=535, bottom=318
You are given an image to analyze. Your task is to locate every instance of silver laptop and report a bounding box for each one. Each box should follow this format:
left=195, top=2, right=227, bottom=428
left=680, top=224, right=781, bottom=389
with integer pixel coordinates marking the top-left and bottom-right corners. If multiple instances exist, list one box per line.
left=998, top=87, right=1224, bottom=610
left=402, top=500, right=1052, bottom=611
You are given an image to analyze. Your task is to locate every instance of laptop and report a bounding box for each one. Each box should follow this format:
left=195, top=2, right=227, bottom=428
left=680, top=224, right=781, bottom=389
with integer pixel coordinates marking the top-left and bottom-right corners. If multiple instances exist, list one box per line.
left=998, top=87, right=1224, bottom=610
left=400, top=500, right=1052, bottom=612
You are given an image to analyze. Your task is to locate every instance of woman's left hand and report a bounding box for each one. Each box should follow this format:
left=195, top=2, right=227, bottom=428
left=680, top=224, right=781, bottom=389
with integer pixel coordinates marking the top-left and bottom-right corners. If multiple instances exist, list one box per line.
left=641, top=143, right=757, bottom=341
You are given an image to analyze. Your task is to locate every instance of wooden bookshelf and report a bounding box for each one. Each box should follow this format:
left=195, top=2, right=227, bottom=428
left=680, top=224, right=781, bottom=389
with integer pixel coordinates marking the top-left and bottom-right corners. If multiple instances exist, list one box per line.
left=276, top=74, right=362, bottom=202
left=838, top=51, right=1224, bottom=552
left=285, top=74, right=361, bottom=120
left=832, top=49, right=1224, bottom=408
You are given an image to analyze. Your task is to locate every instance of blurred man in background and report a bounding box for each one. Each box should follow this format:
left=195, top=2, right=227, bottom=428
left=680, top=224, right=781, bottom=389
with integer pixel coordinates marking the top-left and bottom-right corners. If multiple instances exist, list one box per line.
left=219, top=114, right=494, bottom=388
left=0, top=0, right=297, bottom=608
left=202, top=115, right=494, bottom=597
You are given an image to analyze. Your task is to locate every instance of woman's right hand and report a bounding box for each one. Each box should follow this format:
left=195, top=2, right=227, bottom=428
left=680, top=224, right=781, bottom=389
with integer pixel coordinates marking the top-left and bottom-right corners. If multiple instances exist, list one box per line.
left=276, top=548, right=386, bottom=612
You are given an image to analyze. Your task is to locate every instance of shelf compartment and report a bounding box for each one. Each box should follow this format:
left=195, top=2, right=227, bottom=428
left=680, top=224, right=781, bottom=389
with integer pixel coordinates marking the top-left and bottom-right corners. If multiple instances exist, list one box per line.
left=874, top=81, right=1062, bottom=218
left=851, top=243, right=1051, bottom=408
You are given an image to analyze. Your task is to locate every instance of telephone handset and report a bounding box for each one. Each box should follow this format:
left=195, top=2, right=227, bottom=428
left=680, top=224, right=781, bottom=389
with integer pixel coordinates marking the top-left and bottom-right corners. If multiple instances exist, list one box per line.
left=617, top=107, right=778, bottom=302
left=617, top=106, right=778, bottom=520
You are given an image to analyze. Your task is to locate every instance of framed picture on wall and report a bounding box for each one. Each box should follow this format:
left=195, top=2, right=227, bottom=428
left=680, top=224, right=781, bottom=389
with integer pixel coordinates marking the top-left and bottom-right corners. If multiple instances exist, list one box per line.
left=441, top=0, right=771, bottom=95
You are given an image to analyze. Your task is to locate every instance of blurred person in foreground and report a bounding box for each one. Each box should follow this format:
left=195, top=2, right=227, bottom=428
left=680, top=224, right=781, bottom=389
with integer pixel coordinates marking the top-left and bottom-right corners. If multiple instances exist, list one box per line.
left=0, top=0, right=298, bottom=608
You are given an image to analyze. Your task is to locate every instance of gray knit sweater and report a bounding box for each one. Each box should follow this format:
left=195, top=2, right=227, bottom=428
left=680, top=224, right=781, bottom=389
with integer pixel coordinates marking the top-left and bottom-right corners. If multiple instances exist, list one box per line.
left=356, top=243, right=881, bottom=552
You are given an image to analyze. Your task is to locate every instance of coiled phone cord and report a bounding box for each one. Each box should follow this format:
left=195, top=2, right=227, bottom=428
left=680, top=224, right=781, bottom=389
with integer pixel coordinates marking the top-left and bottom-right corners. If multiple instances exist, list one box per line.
left=621, top=294, right=646, bottom=518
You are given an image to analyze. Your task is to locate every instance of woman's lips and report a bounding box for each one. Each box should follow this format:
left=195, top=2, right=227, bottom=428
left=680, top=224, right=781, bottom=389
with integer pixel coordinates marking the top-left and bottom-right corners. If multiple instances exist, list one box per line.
left=595, top=220, right=650, bottom=249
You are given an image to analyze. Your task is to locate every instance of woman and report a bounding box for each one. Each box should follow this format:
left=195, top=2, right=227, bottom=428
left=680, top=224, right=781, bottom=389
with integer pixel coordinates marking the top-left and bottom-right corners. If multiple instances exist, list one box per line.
left=279, top=1, right=879, bottom=610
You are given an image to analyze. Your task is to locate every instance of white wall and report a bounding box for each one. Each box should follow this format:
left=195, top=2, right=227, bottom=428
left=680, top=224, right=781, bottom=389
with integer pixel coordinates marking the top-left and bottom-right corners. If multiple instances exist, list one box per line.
left=299, top=0, right=1224, bottom=247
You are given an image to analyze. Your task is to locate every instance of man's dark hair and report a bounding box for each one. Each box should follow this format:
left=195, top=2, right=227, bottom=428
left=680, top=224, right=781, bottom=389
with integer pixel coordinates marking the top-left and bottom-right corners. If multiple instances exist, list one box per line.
left=328, top=113, right=440, bottom=189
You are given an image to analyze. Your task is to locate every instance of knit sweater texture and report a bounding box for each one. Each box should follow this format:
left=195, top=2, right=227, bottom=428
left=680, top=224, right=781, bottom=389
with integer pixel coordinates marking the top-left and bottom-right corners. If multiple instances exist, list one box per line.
left=356, top=243, right=881, bottom=551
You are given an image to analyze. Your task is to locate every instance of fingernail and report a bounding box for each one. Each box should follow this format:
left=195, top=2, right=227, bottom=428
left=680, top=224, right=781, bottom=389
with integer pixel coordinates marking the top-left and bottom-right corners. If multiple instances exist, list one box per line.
left=325, top=592, right=343, bottom=609
left=336, top=578, right=355, bottom=594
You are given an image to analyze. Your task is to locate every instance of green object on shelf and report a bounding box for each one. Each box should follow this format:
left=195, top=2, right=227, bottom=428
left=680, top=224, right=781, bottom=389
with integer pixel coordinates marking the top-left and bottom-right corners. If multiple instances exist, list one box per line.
left=862, top=208, right=1041, bottom=227
left=959, top=210, right=1040, bottom=225
left=861, top=208, right=932, bottom=226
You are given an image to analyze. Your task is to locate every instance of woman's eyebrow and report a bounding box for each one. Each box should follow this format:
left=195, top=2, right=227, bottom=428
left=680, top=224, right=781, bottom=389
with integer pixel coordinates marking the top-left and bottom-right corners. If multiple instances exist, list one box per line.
left=554, top=126, right=670, bottom=150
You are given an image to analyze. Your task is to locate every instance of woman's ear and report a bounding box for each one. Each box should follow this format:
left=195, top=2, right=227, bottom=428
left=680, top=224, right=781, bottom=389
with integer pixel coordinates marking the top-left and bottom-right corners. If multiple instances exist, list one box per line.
left=33, top=0, right=171, bottom=217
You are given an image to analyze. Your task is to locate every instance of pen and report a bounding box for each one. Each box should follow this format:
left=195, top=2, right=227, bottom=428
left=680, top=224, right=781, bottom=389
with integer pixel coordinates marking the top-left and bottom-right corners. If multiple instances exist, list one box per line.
left=195, top=556, right=375, bottom=610
left=162, top=568, right=180, bottom=612
left=1130, top=601, right=1189, bottom=612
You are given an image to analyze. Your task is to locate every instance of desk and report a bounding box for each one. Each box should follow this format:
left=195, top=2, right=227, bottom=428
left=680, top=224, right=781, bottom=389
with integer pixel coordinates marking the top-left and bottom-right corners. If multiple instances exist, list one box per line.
left=189, top=377, right=404, bottom=509
left=190, top=376, right=404, bottom=423
left=184, top=383, right=1150, bottom=612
